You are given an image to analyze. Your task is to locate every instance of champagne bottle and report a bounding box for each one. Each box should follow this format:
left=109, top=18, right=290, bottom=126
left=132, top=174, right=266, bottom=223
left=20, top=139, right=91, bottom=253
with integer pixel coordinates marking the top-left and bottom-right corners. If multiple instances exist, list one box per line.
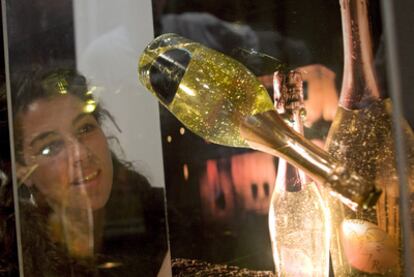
left=268, top=71, right=330, bottom=276
left=325, top=0, right=412, bottom=275
left=138, top=33, right=381, bottom=211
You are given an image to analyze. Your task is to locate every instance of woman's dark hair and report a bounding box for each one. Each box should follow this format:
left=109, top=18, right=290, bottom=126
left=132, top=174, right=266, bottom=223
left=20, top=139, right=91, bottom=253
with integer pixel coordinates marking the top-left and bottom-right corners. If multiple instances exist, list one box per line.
left=12, top=67, right=95, bottom=113
left=11, top=64, right=154, bottom=185
left=11, top=66, right=106, bottom=165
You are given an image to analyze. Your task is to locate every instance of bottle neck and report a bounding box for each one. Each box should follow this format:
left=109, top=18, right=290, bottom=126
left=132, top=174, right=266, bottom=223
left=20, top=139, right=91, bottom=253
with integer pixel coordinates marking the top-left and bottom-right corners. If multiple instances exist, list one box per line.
left=339, top=0, right=381, bottom=109
left=276, top=110, right=308, bottom=192
left=273, top=71, right=308, bottom=192
left=276, top=110, right=306, bottom=192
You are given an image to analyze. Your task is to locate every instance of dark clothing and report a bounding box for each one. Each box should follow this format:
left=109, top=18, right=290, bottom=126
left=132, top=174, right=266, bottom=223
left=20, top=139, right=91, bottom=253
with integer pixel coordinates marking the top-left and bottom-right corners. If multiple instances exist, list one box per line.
left=100, top=180, right=168, bottom=276
left=20, top=162, right=168, bottom=277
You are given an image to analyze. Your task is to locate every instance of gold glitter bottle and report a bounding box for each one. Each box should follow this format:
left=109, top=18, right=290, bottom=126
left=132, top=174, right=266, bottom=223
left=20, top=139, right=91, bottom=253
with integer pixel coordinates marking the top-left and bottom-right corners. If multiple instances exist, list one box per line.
left=138, top=33, right=380, bottom=211
left=325, top=0, right=414, bottom=275
left=268, top=71, right=330, bottom=276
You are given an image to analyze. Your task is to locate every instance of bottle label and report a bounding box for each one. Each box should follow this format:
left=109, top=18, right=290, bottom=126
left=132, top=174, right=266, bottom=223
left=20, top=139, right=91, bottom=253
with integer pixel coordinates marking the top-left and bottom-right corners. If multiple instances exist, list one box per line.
left=340, top=219, right=399, bottom=274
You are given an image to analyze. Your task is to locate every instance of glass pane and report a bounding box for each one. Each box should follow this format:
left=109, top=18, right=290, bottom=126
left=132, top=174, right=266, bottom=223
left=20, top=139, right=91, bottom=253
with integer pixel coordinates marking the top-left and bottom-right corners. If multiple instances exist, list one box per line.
left=4, top=0, right=171, bottom=276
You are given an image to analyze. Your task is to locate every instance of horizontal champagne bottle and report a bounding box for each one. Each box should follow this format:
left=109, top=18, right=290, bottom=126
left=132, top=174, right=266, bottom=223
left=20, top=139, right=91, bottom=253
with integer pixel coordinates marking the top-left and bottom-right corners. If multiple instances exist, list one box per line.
left=138, top=33, right=381, bottom=211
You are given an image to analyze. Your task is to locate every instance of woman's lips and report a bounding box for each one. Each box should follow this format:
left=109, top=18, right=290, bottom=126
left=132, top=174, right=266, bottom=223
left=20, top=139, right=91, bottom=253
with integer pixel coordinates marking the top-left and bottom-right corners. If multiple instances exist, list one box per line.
left=72, top=170, right=101, bottom=186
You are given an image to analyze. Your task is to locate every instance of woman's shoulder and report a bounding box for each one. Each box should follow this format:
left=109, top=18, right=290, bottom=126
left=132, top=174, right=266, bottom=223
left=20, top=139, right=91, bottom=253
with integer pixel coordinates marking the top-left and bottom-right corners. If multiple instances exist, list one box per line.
left=112, top=159, right=166, bottom=205
left=103, top=162, right=168, bottom=276
left=109, top=163, right=167, bottom=231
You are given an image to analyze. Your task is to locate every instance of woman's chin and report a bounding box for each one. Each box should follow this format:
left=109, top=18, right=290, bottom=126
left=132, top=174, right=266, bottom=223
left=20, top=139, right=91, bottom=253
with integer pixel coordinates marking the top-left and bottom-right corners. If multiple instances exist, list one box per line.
left=54, top=185, right=112, bottom=212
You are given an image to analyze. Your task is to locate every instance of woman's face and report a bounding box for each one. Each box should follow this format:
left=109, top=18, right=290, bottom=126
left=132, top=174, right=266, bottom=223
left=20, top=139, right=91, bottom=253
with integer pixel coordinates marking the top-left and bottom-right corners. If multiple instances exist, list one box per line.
left=18, top=94, right=113, bottom=211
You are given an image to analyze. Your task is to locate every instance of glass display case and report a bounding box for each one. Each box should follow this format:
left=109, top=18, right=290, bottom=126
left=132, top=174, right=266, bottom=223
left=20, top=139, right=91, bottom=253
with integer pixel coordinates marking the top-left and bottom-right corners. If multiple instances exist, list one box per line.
left=0, top=0, right=413, bottom=276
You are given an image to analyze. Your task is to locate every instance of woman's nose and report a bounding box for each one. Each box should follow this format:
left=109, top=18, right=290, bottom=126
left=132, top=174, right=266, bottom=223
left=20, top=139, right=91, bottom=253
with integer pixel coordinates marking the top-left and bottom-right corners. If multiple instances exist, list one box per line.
left=67, top=139, right=92, bottom=167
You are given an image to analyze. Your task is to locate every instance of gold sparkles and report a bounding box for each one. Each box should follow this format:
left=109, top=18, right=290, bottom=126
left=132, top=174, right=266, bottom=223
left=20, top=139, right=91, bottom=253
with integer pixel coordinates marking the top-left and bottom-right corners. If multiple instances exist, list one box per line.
left=97, top=262, right=123, bottom=269
left=83, top=99, right=96, bottom=113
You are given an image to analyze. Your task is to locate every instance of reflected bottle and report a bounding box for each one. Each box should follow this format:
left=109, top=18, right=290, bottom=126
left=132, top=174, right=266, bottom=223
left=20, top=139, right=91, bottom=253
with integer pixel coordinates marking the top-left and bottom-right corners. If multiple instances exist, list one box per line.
left=268, top=71, right=330, bottom=277
left=325, top=0, right=413, bottom=275
left=138, top=33, right=381, bottom=211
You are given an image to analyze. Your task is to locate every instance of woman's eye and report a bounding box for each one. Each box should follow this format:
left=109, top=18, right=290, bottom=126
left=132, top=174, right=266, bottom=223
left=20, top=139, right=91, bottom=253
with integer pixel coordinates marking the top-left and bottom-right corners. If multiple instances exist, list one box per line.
left=77, top=123, right=96, bottom=136
left=38, top=141, right=64, bottom=157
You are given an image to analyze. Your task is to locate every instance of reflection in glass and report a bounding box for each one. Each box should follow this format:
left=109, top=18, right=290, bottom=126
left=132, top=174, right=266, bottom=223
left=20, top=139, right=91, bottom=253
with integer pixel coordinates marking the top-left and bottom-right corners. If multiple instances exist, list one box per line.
left=231, top=152, right=276, bottom=214
left=200, top=159, right=236, bottom=222
left=200, top=152, right=277, bottom=223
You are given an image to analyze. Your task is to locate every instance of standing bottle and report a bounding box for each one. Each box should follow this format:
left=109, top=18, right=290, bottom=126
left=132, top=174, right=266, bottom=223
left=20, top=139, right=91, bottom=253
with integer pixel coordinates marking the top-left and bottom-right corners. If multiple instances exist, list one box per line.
left=325, top=0, right=414, bottom=275
left=268, top=71, right=330, bottom=277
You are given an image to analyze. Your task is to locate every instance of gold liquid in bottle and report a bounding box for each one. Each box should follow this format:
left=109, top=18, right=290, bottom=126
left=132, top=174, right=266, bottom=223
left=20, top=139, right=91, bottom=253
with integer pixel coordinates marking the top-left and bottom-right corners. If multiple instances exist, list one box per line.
left=270, top=181, right=330, bottom=277
left=327, top=99, right=401, bottom=276
left=139, top=34, right=274, bottom=148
